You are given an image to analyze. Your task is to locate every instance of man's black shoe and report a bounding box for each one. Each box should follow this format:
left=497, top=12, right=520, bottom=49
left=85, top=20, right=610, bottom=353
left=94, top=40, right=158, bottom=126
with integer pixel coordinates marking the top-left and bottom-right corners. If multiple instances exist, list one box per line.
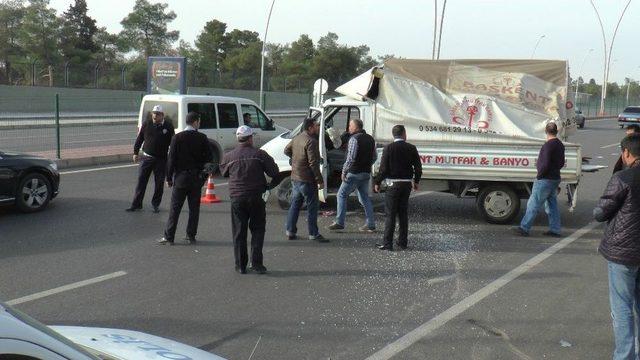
left=125, top=206, right=142, bottom=212
left=309, top=234, right=329, bottom=243
left=157, top=237, right=174, bottom=245
left=235, top=266, right=247, bottom=274
left=152, top=206, right=160, bottom=213
left=184, top=236, right=196, bottom=244
left=396, top=243, right=408, bottom=250
left=376, top=244, right=393, bottom=251
left=543, top=231, right=563, bottom=238
left=286, top=232, right=297, bottom=240
left=513, top=227, right=529, bottom=237
left=250, top=265, right=268, bottom=274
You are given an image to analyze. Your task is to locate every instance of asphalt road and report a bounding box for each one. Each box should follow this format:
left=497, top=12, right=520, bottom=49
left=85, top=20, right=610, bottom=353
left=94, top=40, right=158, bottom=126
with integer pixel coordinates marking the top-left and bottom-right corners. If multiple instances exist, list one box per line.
left=0, top=118, right=625, bottom=359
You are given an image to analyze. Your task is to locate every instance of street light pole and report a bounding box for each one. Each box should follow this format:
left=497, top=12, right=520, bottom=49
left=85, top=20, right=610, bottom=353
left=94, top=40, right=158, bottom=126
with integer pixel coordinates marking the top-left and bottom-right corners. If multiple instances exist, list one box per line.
left=259, top=0, right=276, bottom=109
left=530, top=35, right=545, bottom=59
left=575, top=48, right=594, bottom=102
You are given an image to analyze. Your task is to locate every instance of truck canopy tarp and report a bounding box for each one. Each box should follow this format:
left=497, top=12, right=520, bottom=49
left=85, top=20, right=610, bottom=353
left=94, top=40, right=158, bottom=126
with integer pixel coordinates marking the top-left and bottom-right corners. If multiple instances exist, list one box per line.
left=335, top=59, right=576, bottom=144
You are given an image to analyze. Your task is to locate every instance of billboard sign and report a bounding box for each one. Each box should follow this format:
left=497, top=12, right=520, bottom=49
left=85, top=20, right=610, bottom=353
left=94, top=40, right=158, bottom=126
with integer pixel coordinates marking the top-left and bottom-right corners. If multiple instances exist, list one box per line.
left=147, top=57, right=187, bottom=95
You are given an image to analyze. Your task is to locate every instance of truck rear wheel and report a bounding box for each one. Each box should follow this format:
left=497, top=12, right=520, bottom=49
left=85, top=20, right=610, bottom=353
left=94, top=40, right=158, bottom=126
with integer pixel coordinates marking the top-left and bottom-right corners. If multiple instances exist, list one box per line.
left=276, top=175, right=307, bottom=210
left=476, top=184, right=520, bottom=224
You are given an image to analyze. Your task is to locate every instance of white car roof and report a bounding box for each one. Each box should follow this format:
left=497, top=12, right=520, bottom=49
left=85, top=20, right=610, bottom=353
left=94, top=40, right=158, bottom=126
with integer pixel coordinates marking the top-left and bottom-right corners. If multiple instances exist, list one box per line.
left=143, top=94, right=257, bottom=104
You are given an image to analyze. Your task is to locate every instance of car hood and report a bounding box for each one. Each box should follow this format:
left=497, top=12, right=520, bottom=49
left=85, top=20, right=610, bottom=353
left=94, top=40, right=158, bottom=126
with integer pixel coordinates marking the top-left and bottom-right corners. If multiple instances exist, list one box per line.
left=50, top=326, right=226, bottom=360
left=0, top=151, right=48, bottom=160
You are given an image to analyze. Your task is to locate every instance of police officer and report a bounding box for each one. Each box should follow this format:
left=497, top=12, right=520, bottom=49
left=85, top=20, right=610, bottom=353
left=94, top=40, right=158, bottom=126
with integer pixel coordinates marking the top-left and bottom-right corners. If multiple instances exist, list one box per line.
left=373, top=125, right=422, bottom=251
left=220, top=126, right=279, bottom=274
left=158, top=112, right=212, bottom=245
left=127, top=105, right=175, bottom=213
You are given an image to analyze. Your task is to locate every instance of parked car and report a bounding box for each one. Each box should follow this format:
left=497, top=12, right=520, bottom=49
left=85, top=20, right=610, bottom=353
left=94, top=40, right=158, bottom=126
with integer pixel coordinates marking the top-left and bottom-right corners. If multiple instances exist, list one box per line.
left=0, top=301, right=226, bottom=359
left=575, top=108, right=586, bottom=128
left=139, top=95, right=288, bottom=165
left=618, top=106, right=640, bottom=128
left=0, top=151, right=59, bottom=212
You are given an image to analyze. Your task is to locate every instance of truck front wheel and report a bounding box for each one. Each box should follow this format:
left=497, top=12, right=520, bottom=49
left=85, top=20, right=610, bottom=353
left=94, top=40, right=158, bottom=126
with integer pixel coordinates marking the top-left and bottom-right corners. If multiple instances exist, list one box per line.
left=476, top=184, right=520, bottom=224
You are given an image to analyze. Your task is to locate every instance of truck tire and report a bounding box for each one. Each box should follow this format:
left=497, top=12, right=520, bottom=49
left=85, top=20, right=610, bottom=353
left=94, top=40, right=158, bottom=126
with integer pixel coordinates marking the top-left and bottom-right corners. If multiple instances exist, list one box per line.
left=276, top=175, right=307, bottom=210
left=476, top=184, right=520, bottom=224
left=207, top=140, right=221, bottom=172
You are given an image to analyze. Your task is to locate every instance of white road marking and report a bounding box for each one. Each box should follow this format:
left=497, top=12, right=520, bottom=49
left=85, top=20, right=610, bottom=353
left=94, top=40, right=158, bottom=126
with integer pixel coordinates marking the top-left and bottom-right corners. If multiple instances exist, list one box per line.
left=365, top=222, right=601, bottom=360
left=601, top=143, right=620, bottom=149
left=6, top=271, right=127, bottom=306
left=61, top=164, right=138, bottom=174
left=426, top=274, right=456, bottom=286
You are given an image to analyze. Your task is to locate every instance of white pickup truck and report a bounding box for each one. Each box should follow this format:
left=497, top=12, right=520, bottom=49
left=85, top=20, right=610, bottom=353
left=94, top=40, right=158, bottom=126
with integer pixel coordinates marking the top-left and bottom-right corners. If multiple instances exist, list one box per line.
left=262, top=59, right=602, bottom=224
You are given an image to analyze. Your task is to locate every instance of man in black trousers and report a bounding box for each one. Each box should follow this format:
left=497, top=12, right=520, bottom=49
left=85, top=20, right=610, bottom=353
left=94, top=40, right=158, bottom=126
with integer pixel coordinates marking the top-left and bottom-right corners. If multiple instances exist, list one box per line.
left=220, top=125, right=279, bottom=274
left=127, top=105, right=175, bottom=213
left=158, top=112, right=212, bottom=245
left=373, top=125, right=422, bottom=251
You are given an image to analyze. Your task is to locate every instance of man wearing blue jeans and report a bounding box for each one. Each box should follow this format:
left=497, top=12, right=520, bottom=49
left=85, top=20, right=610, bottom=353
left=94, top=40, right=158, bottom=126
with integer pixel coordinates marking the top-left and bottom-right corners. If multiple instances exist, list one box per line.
left=515, top=122, right=565, bottom=237
left=329, top=119, right=377, bottom=232
left=594, top=134, right=640, bottom=360
left=284, top=117, right=328, bottom=242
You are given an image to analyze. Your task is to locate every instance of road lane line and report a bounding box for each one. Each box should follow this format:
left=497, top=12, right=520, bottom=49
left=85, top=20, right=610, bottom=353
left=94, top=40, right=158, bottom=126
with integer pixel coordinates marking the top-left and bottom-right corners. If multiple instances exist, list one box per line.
left=61, top=164, right=138, bottom=174
left=6, top=271, right=127, bottom=306
left=601, top=143, right=620, bottom=149
left=365, top=222, right=601, bottom=360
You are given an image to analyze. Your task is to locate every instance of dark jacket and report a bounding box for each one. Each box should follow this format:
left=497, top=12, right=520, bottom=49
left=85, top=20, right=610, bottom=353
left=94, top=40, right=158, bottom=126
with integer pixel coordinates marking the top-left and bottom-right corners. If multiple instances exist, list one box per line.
left=166, top=129, right=212, bottom=184
left=595, top=160, right=640, bottom=266
left=345, top=130, right=376, bottom=174
left=373, top=139, right=422, bottom=185
left=536, top=138, right=565, bottom=180
left=284, top=131, right=322, bottom=184
left=134, top=119, right=175, bottom=159
left=220, top=142, right=280, bottom=198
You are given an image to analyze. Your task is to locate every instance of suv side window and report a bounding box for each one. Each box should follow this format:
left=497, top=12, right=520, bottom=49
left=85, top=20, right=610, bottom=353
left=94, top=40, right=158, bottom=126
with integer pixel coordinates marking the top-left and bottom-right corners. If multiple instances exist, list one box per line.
left=187, top=103, right=217, bottom=129
left=142, top=101, right=179, bottom=128
left=217, top=103, right=239, bottom=128
left=241, top=104, right=272, bottom=129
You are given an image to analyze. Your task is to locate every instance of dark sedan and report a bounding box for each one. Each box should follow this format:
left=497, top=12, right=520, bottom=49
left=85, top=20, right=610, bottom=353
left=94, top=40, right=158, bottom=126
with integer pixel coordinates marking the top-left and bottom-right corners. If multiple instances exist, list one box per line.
left=0, top=151, right=60, bottom=212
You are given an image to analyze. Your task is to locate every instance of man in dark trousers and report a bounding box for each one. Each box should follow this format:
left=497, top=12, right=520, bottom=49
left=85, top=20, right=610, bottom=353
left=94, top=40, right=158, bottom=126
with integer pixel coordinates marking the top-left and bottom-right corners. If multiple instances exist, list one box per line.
left=373, top=125, right=422, bottom=251
left=613, top=124, right=640, bottom=173
left=594, top=134, right=640, bottom=360
left=220, top=125, right=279, bottom=274
left=158, top=112, right=212, bottom=245
left=329, top=118, right=377, bottom=232
left=515, top=122, right=565, bottom=237
left=284, top=117, right=328, bottom=242
left=127, top=105, right=175, bottom=213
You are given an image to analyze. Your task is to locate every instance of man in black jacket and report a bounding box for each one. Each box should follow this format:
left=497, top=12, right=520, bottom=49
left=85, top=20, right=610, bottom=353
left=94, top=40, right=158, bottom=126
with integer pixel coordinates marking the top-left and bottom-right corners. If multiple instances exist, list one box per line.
left=515, top=122, right=565, bottom=237
left=613, top=124, right=640, bottom=173
left=158, top=112, right=212, bottom=245
left=127, top=105, right=175, bottom=213
left=373, top=125, right=422, bottom=251
left=220, top=125, right=279, bottom=274
left=594, top=134, right=640, bottom=359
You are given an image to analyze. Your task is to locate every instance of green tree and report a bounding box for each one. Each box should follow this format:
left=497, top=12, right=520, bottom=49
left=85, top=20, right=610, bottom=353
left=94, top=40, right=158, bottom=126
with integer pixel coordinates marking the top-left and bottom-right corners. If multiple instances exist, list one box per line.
left=312, top=32, right=364, bottom=86
left=60, top=0, right=98, bottom=64
left=94, top=26, right=121, bottom=64
left=194, top=19, right=226, bottom=74
left=119, top=0, right=179, bottom=58
left=0, top=0, right=25, bottom=84
left=282, top=34, right=314, bottom=78
left=20, top=0, right=61, bottom=85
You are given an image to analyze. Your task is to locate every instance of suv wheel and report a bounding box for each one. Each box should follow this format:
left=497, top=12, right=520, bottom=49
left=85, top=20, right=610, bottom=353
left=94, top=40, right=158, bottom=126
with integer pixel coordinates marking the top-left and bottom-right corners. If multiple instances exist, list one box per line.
left=16, top=173, right=52, bottom=213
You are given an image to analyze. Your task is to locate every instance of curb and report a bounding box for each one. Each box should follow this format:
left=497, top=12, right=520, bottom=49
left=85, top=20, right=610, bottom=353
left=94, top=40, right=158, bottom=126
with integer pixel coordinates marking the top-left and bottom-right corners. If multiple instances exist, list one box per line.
left=55, top=153, right=131, bottom=170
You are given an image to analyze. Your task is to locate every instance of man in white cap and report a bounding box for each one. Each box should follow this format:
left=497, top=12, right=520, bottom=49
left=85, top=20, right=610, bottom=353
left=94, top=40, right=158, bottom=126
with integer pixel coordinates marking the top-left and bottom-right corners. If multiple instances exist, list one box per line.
left=127, top=104, right=175, bottom=213
left=219, top=125, right=279, bottom=274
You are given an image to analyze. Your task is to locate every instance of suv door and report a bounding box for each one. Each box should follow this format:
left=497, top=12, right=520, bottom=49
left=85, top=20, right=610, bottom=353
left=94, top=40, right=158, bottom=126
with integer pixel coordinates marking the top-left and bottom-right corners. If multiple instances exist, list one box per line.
left=187, top=102, right=217, bottom=139
left=215, top=103, right=241, bottom=150
left=241, top=104, right=273, bottom=147
left=0, top=153, right=17, bottom=201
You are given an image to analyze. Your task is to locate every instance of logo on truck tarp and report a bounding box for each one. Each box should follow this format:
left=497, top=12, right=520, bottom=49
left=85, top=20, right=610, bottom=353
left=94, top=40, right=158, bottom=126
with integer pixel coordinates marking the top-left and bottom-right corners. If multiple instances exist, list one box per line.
left=449, top=97, right=493, bottom=129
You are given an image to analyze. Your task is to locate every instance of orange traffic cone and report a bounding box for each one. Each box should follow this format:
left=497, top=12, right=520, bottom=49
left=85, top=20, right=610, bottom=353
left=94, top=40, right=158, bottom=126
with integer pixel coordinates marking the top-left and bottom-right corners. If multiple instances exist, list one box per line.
left=201, top=175, right=221, bottom=204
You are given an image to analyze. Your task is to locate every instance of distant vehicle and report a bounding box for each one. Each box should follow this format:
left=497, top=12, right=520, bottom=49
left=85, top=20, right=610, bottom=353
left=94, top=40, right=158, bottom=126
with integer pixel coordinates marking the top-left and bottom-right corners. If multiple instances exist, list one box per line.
left=0, top=301, right=226, bottom=359
left=575, top=109, right=586, bottom=128
left=139, top=94, right=288, bottom=165
left=0, top=151, right=59, bottom=213
left=618, top=106, right=640, bottom=128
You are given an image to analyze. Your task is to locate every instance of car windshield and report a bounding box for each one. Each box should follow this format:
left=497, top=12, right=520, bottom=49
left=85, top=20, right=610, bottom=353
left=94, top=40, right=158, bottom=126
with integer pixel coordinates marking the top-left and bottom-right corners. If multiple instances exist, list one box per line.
left=623, top=107, right=640, bottom=114
left=1, top=303, right=101, bottom=359
left=281, top=109, right=322, bottom=139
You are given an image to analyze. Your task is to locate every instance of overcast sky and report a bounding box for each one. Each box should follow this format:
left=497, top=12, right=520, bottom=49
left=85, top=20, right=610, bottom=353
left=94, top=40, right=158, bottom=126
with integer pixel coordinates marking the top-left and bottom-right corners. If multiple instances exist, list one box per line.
left=49, top=0, right=639, bottom=85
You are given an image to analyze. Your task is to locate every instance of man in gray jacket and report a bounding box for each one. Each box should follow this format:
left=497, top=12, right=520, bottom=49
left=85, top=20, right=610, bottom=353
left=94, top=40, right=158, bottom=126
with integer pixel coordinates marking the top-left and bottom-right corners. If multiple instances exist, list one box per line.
left=594, top=134, right=640, bottom=359
left=220, top=125, right=279, bottom=274
left=284, top=117, right=327, bottom=242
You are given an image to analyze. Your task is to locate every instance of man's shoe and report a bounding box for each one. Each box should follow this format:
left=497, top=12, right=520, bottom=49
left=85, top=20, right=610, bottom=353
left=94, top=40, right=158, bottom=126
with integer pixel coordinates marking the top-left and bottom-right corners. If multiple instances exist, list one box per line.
left=157, top=237, right=174, bottom=245
left=235, top=266, right=247, bottom=274
left=376, top=244, right=393, bottom=251
left=309, top=234, right=329, bottom=242
left=152, top=206, right=160, bottom=213
left=250, top=265, right=268, bottom=274
left=184, top=236, right=196, bottom=244
left=396, top=243, right=408, bottom=250
left=359, top=225, right=376, bottom=233
left=543, top=231, right=563, bottom=238
left=328, top=223, right=345, bottom=231
left=125, top=206, right=142, bottom=212
left=513, top=227, right=529, bottom=237
left=286, top=232, right=297, bottom=240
